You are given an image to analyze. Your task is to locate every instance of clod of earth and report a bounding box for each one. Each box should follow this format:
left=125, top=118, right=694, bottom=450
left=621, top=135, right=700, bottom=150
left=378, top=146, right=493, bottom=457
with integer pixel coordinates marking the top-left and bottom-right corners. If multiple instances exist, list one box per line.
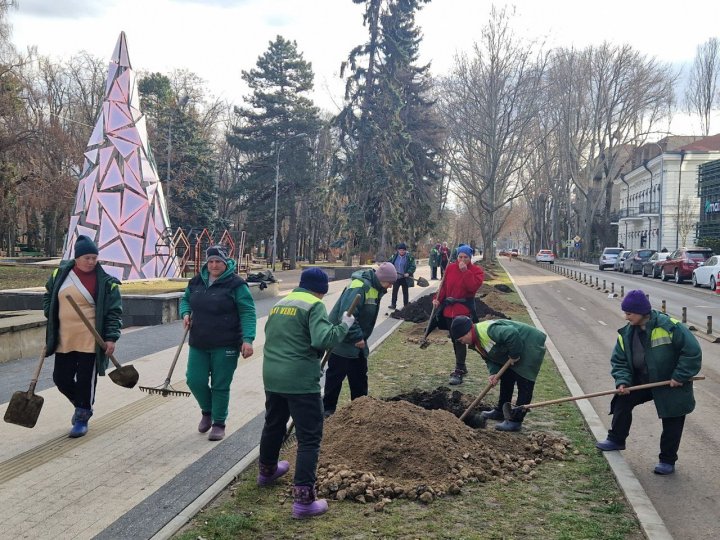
left=391, top=293, right=508, bottom=323
left=282, top=396, right=573, bottom=505
left=493, top=284, right=514, bottom=293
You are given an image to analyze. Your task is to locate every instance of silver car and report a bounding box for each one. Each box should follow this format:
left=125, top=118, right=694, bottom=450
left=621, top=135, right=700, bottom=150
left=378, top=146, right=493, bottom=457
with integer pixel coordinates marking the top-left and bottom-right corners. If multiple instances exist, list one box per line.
left=599, top=247, right=623, bottom=271
left=613, top=250, right=631, bottom=271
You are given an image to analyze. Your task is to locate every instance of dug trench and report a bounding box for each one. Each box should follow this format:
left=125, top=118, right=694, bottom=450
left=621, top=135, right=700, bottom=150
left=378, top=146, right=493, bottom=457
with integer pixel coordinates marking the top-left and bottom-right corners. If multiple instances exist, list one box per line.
left=278, top=286, right=572, bottom=509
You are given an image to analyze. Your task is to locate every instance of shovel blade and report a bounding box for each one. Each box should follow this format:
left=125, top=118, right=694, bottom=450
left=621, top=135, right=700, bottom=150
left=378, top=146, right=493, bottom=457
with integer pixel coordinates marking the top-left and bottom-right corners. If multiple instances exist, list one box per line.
left=108, top=365, right=139, bottom=388
left=461, top=412, right=487, bottom=429
left=4, top=391, right=44, bottom=428
left=416, top=276, right=430, bottom=287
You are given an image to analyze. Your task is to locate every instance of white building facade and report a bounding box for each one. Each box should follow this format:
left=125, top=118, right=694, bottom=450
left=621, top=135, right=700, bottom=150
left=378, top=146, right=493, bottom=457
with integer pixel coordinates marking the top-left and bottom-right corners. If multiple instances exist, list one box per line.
left=613, top=136, right=720, bottom=251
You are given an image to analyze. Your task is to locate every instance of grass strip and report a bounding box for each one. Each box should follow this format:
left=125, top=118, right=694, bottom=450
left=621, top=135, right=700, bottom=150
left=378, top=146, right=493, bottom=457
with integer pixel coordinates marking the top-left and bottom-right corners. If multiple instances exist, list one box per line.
left=176, top=266, right=644, bottom=539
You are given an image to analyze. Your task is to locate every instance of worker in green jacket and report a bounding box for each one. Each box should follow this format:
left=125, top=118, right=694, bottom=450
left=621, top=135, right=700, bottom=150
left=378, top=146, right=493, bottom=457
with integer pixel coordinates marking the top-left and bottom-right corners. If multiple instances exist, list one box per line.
left=322, top=262, right=397, bottom=417
left=450, top=316, right=546, bottom=432
left=258, top=268, right=355, bottom=519
left=595, top=290, right=702, bottom=476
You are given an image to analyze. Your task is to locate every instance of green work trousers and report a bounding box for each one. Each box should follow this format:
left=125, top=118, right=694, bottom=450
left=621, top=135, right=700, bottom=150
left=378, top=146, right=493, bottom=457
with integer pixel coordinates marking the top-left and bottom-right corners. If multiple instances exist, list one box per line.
left=186, top=346, right=239, bottom=425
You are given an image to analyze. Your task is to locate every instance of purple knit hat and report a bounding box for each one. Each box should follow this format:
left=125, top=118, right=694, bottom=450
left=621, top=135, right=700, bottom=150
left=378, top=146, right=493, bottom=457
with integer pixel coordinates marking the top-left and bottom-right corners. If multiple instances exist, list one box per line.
left=621, top=290, right=651, bottom=315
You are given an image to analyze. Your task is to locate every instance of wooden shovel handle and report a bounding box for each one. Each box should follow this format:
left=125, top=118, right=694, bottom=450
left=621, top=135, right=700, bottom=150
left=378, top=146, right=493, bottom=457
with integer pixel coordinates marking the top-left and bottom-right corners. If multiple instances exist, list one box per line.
left=65, top=295, right=122, bottom=369
left=459, top=358, right=515, bottom=421
left=164, top=326, right=190, bottom=387
left=421, top=271, right=449, bottom=342
left=27, top=347, right=47, bottom=395
left=519, top=376, right=706, bottom=410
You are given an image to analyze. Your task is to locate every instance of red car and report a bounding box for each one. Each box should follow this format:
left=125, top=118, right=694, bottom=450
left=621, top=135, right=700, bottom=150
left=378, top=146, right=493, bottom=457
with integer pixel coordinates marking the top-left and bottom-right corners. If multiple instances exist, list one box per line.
left=660, top=247, right=713, bottom=283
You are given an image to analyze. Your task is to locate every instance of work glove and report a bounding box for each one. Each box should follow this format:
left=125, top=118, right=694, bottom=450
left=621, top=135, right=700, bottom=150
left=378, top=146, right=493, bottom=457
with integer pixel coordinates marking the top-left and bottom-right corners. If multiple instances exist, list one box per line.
left=341, top=311, right=356, bottom=328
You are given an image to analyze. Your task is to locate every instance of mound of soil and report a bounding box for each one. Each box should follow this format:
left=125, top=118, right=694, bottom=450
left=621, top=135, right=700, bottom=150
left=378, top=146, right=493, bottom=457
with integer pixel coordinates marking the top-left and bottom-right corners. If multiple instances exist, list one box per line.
left=387, top=386, right=488, bottom=426
left=305, top=396, right=572, bottom=507
left=493, top=284, right=514, bottom=293
left=391, top=293, right=508, bottom=323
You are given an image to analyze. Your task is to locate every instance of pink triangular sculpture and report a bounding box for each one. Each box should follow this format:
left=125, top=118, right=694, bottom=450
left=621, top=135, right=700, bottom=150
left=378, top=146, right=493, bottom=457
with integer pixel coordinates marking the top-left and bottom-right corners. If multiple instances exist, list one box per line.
left=62, top=32, right=177, bottom=279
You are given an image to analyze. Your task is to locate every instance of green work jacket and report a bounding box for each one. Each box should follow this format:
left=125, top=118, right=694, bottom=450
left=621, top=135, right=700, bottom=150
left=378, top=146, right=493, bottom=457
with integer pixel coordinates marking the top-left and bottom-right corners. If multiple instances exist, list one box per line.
left=470, top=320, right=546, bottom=382
left=610, top=311, right=701, bottom=417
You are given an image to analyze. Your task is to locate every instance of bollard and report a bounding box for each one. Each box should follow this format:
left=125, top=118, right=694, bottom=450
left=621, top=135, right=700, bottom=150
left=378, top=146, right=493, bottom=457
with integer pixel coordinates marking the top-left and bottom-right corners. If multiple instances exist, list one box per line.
left=707, top=316, right=713, bottom=335
left=595, top=276, right=599, bottom=287
left=603, top=279, right=606, bottom=290
left=620, top=285, right=624, bottom=298
left=611, top=282, right=615, bottom=294
left=661, top=300, right=666, bottom=314
left=682, top=307, right=687, bottom=323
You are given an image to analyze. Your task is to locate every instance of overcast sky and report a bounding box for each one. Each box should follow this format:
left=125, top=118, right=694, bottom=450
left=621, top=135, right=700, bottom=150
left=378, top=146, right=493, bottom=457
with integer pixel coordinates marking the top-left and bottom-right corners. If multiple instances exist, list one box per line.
left=9, top=0, right=720, bottom=134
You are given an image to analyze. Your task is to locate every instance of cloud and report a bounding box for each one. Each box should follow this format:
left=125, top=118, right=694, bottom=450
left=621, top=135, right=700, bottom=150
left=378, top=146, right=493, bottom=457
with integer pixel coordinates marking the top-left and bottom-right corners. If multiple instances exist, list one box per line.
left=171, top=0, right=253, bottom=7
left=18, top=0, right=114, bottom=18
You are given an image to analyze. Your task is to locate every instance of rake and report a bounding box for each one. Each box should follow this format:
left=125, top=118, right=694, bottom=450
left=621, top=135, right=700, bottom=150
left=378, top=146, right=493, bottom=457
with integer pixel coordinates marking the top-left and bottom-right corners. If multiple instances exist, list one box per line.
left=282, top=293, right=363, bottom=448
left=139, top=325, right=191, bottom=397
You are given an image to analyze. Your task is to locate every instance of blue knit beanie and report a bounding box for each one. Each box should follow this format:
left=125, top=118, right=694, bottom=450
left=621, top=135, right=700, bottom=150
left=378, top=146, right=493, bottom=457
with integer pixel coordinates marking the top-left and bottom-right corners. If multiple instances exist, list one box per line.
left=74, top=235, right=99, bottom=258
left=450, top=316, right=473, bottom=339
left=206, top=245, right=229, bottom=265
left=621, top=290, right=651, bottom=315
left=299, top=267, right=329, bottom=294
left=457, top=245, right=473, bottom=258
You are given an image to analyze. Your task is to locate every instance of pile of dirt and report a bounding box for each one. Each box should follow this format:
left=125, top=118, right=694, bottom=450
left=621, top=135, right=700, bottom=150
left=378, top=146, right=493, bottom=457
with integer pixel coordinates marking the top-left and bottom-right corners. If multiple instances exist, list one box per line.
left=387, top=386, right=486, bottom=425
left=390, top=293, right=508, bottom=323
left=310, top=396, right=572, bottom=507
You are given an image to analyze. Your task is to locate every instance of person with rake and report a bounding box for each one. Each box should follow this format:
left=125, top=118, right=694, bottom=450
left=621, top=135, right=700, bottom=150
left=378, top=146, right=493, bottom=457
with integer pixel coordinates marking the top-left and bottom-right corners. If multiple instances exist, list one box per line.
left=258, top=268, right=355, bottom=519
left=322, top=262, right=397, bottom=418
left=450, top=315, right=546, bottom=431
left=179, top=245, right=256, bottom=441
left=43, top=235, right=122, bottom=438
left=595, top=290, right=702, bottom=475
left=431, top=245, right=485, bottom=385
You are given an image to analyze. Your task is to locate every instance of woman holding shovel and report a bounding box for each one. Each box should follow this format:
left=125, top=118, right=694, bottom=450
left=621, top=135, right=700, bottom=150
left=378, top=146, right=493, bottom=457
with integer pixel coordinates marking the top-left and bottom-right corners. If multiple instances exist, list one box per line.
left=595, top=290, right=702, bottom=475
left=179, top=245, right=256, bottom=442
left=450, top=316, right=546, bottom=432
left=432, top=245, right=484, bottom=385
left=42, top=235, right=122, bottom=438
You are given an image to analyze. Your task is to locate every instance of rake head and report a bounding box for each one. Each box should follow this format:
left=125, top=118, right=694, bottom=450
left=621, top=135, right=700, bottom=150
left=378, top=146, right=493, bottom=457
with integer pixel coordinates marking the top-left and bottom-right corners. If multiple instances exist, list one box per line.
left=139, top=384, right=191, bottom=397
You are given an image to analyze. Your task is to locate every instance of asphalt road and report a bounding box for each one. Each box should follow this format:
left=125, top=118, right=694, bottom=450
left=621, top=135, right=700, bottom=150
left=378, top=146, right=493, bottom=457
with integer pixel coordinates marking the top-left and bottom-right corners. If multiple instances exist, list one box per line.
left=505, top=259, right=720, bottom=540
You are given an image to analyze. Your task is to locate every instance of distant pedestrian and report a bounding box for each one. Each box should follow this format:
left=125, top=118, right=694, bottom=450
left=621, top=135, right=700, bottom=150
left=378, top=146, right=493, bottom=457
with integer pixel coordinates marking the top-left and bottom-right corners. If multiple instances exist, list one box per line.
left=429, top=243, right=441, bottom=280
left=595, top=290, right=702, bottom=475
left=258, top=268, right=355, bottom=519
left=432, top=245, right=484, bottom=385
left=439, top=242, right=450, bottom=277
left=180, top=245, right=256, bottom=441
left=43, top=235, right=122, bottom=438
left=450, top=316, right=546, bottom=432
left=389, top=242, right=416, bottom=310
left=323, top=262, right=396, bottom=417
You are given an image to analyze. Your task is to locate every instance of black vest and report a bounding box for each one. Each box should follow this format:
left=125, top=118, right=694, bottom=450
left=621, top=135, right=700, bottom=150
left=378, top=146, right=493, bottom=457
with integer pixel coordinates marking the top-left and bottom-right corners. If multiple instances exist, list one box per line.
left=187, top=273, right=246, bottom=349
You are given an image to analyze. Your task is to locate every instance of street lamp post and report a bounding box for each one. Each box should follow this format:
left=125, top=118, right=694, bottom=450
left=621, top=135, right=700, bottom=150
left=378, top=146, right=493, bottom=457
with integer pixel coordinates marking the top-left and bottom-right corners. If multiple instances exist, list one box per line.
left=272, top=132, right=308, bottom=270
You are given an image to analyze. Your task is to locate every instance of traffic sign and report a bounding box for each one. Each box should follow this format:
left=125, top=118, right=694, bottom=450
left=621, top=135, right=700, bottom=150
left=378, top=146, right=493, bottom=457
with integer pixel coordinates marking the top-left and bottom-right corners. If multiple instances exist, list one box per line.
left=573, top=235, right=581, bottom=243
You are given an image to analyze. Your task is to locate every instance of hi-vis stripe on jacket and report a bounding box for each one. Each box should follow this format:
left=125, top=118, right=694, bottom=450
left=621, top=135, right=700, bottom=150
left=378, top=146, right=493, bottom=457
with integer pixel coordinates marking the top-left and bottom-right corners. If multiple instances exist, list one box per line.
left=610, top=310, right=701, bottom=418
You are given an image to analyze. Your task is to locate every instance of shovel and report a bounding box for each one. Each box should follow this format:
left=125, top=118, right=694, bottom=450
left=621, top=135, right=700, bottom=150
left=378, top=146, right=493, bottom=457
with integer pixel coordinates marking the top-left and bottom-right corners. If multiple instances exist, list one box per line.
left=458, top=358, right=515, bottom=428
left=283, top=293, right=363, bottom=447
left=139, top=325, right=191, bottom=397
left=66, top=295, right=139, bottom=388
left=408, top=276, right=430, bottom=287
left=3, top=347, right=47, bottom=428
left=502, top=376, right=706, bottom=421
left=419, top=270, right=448, bottom=349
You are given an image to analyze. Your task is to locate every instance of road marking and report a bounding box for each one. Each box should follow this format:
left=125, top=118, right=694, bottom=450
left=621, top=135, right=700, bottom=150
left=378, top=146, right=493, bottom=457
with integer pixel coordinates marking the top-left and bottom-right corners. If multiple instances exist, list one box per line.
left=580, top=307, right=586, bottom=311
left=598, top=320, right=607, bottom=326
left=566, top=297, right=572, bottom=301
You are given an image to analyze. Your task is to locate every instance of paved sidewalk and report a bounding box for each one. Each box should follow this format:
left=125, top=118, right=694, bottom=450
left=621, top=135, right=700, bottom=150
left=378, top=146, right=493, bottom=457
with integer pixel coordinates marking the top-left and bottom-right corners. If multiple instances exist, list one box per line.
left=0, top=265, right=436, bottom=539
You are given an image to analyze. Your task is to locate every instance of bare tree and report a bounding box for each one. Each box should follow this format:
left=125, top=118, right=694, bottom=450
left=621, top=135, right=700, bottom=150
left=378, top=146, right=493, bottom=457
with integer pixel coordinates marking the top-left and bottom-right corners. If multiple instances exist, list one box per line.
left=675, top=196, right=697, bottom=247
left=438, top=6, right=549, bottom=262
left=685, top=37, right=720, bottom=136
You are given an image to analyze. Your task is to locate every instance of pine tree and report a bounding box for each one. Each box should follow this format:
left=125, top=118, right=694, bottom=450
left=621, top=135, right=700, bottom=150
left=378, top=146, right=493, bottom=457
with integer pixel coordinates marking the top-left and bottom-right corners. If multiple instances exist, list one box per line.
left=227, top=35, right=320, bottom=268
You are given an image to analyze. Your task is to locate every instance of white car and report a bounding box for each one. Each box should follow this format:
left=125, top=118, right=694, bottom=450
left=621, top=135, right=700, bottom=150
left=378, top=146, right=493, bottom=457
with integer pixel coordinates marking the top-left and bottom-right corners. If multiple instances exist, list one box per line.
left=535, top=250, right=555, bottom=263
left=691, top=255, right=720, bottom=290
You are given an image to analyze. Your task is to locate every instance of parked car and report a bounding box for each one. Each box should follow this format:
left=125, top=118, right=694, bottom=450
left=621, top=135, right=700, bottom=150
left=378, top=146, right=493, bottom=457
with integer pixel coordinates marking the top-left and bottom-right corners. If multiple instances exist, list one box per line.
left=622, top=249, right=656, bottom=274
left=641, top=252, right=670, bottom=278
left=510, top=249, right=519, bottom=257
left=535, top=249, right=555, bottom=263
left=692, top=255, right=720, bottom=290
left=613, top=250, right=631, bottom=271
left=598, top=247, right=624, bottom=271
left=660, top=247, right=714, bottom=283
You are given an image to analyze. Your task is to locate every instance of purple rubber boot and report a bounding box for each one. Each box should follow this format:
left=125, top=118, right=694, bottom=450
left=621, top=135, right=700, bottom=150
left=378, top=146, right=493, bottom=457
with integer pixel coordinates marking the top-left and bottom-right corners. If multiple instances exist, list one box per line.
left=257, top=460, right=290, bottom=486
left=198, top=412, right=212, bottom=433
left=292, top=485, right=328, bottom=519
